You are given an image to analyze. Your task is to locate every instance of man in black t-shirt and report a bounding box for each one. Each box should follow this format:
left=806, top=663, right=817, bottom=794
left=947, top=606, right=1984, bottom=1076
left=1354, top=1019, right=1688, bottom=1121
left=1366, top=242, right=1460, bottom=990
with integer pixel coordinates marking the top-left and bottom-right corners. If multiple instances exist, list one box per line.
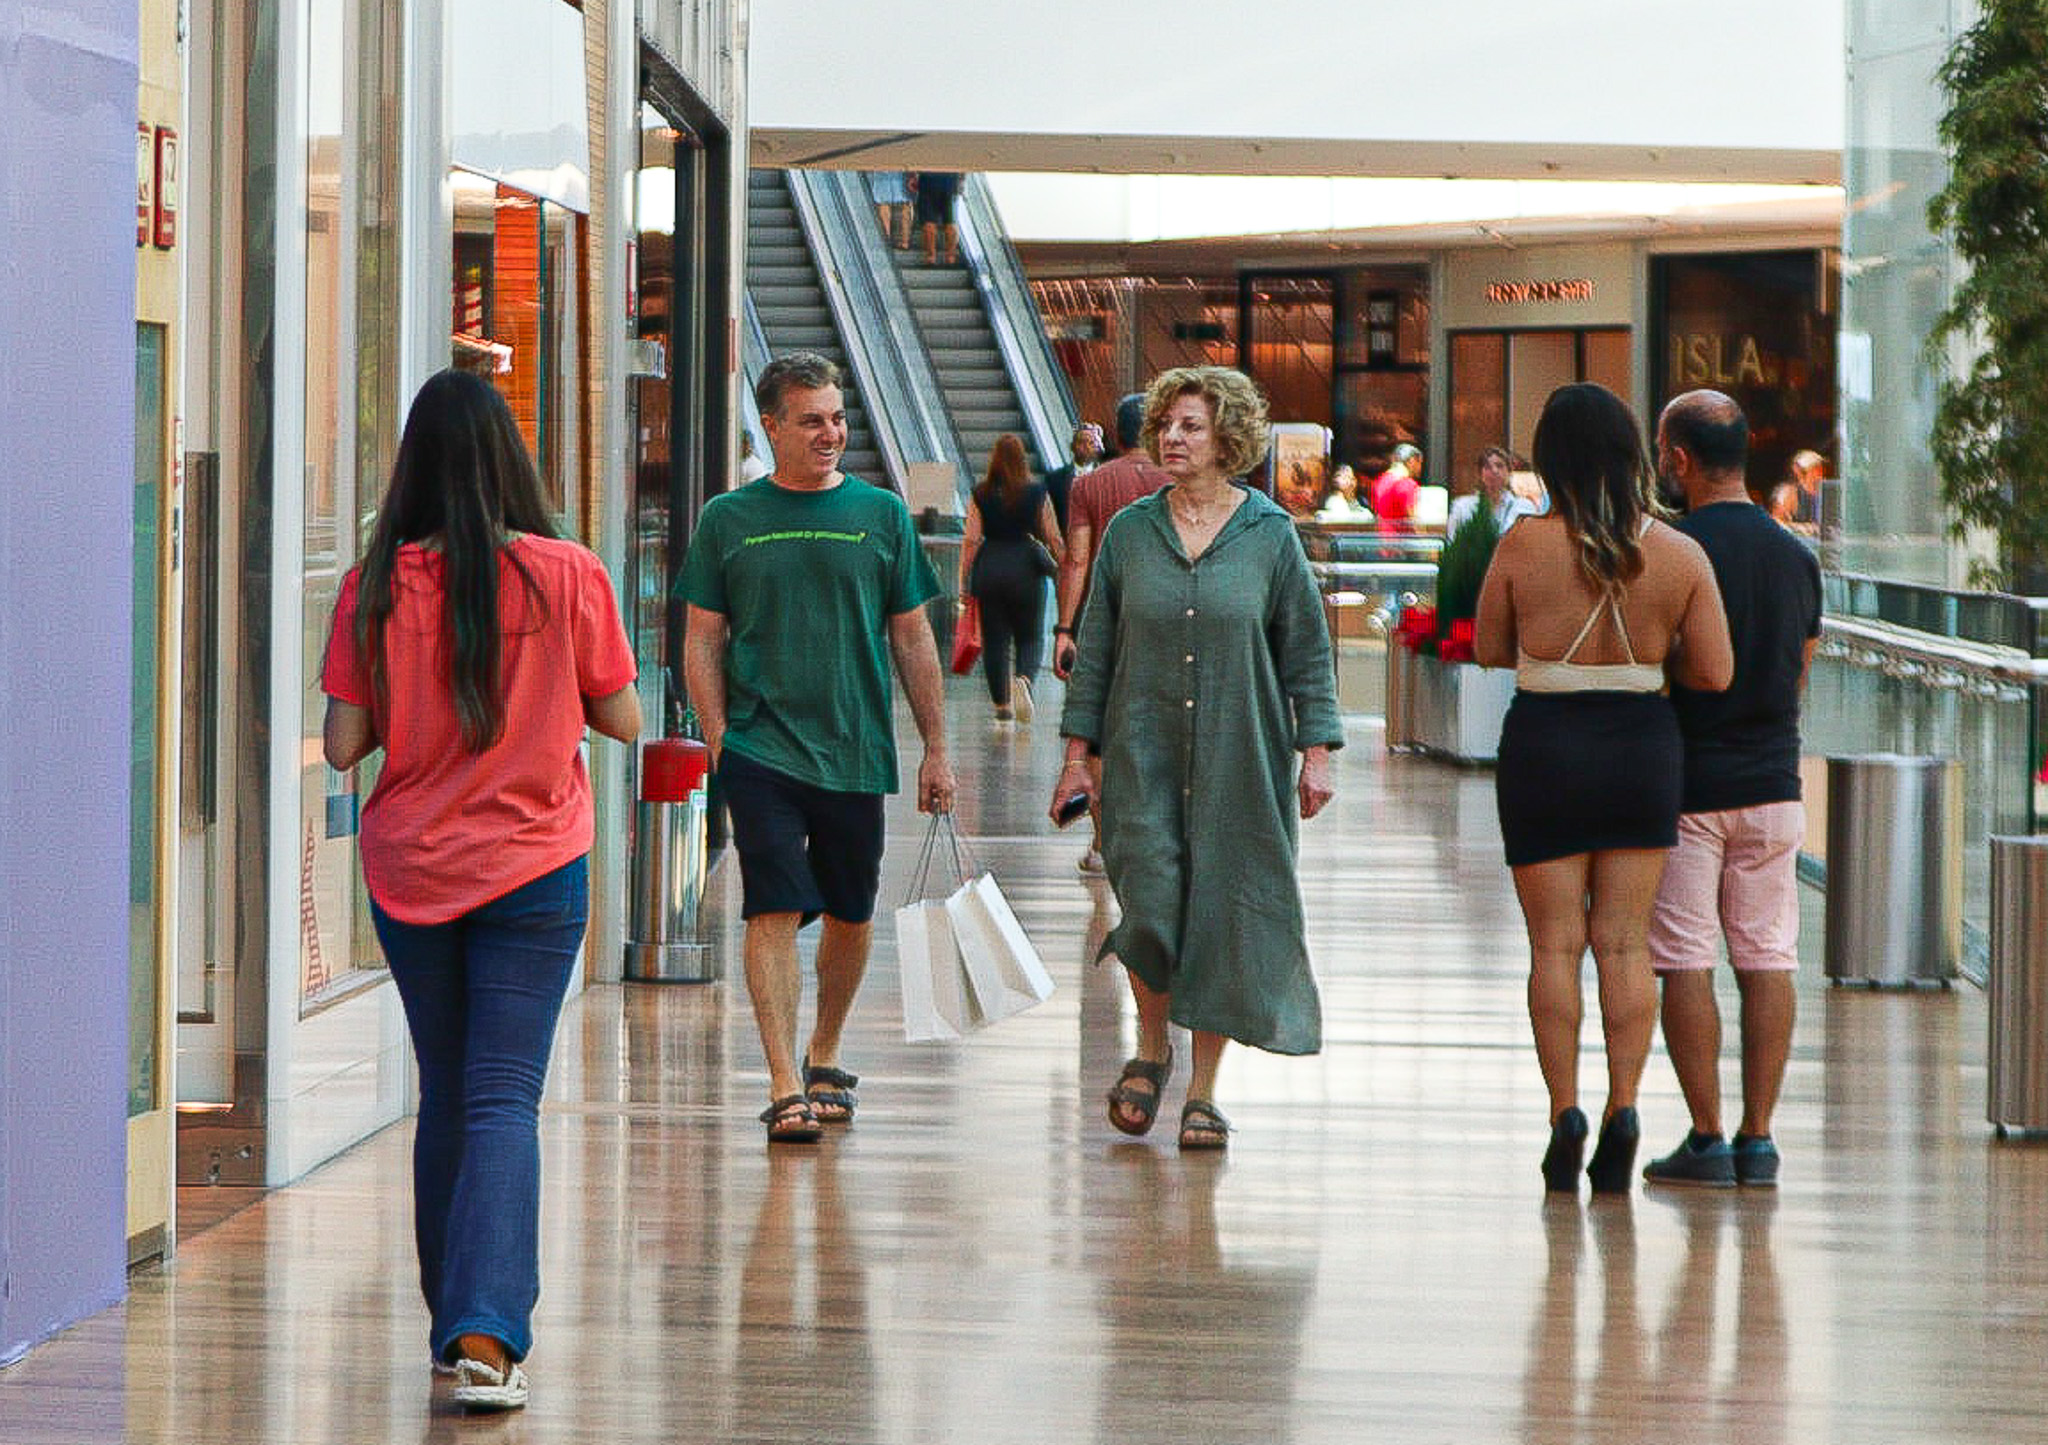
left=1643, top=390, right=1823, bottom=1189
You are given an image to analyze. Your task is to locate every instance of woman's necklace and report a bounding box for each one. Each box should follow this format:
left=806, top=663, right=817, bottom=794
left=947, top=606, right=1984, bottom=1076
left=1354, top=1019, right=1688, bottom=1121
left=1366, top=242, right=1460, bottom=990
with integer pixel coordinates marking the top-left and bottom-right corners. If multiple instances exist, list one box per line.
left=1170, top=485, right=1234, bottom=529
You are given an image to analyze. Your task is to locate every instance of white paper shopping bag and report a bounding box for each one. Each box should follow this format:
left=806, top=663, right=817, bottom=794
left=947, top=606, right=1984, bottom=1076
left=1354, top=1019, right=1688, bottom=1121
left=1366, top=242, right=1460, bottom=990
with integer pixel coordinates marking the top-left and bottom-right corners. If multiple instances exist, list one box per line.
left=946, top=872, right=1056, bottom=1025
left=896, top=897, right=983, bottom=1042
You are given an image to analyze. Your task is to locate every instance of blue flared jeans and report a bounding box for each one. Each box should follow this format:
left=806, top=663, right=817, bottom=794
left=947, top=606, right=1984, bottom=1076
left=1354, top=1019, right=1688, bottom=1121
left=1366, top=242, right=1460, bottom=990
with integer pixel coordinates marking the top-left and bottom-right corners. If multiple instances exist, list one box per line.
left=371, top=856, right=587, bottom=1364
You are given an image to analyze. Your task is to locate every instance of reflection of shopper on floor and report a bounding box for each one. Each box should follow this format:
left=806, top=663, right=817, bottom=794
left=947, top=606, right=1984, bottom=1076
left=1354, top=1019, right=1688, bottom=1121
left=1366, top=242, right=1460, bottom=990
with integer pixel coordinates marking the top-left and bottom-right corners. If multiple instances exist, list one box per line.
left=958, top=433, right=1063, bottom=724
left=1642, top=390, right=1821, bottom=1190
left=320, top=369, right=643, bottom=1413
left=680, top=352, right=956, bottom=1145
left=911, top=171, right=962, bottom=264
left=1055, top=366, right=1340, bottom=1152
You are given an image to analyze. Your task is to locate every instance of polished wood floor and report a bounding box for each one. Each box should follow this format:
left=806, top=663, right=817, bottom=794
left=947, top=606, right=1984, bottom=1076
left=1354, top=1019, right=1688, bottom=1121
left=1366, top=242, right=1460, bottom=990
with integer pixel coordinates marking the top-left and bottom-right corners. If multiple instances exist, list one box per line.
left=7, top=669, right=2048, bottom=1443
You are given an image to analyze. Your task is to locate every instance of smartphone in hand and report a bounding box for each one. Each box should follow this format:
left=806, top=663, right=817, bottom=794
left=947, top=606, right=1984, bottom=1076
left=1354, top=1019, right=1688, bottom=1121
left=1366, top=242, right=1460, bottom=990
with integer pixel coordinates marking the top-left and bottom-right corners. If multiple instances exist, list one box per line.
left=1054, top=792, right=1090, bottom=826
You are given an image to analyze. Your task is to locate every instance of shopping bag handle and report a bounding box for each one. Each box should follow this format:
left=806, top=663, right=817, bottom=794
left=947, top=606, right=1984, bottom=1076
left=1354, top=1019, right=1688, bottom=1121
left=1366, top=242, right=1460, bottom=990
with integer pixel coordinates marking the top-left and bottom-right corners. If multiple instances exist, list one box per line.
left=901, top=812, right=978, bottom=905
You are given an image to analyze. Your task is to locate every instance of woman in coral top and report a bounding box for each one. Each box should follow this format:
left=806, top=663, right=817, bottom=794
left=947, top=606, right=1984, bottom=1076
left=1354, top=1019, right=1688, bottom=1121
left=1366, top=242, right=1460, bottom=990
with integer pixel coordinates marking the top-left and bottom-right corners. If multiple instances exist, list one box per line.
left=321, top=370, right=640, bottom=1413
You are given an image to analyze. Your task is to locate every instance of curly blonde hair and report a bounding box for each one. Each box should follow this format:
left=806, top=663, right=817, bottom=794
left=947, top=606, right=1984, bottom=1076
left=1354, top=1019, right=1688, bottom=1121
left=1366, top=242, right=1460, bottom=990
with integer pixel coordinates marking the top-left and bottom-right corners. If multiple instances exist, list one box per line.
left=1140, top=366, right=1270, bottom=480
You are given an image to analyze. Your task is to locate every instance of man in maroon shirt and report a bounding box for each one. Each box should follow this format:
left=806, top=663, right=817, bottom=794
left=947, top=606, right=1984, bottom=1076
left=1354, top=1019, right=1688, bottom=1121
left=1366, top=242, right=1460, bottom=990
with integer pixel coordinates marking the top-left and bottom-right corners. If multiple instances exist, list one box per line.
left=1050, top=391, right=1172, bottom=872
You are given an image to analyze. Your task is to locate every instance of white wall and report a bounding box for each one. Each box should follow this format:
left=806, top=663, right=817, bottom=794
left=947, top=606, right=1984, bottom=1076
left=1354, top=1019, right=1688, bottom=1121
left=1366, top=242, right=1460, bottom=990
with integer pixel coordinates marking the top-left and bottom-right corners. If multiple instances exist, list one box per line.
left=751, top=0, right=1843, bottom=179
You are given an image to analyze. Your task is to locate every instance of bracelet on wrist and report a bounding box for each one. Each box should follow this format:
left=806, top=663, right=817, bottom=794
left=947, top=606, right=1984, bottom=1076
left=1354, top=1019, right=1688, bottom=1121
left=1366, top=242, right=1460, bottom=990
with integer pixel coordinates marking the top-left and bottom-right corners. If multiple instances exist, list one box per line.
left=1060, top=757, right=1089, bottom=770
left=1053, top=625, right=1074, bottom=636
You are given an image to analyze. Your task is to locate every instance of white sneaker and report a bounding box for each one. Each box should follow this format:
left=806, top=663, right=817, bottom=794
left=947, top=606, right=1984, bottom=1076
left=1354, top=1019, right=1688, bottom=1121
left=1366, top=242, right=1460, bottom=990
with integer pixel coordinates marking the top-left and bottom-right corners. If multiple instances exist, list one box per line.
left=452, top=1357, right=530, bottom=1412
left=1011, top=675, right=1034, bottom=724
left=1078, top=849, right=1104, bottom=875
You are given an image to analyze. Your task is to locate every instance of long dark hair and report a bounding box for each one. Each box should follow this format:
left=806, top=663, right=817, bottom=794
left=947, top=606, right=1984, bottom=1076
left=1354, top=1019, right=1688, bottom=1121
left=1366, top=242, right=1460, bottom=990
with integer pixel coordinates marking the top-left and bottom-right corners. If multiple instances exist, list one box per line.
left=975, top=433, right=1031, bottom=508
left=1531, top=383, right=1654, bottom=590
left=353, top=369, right=562, bottom=752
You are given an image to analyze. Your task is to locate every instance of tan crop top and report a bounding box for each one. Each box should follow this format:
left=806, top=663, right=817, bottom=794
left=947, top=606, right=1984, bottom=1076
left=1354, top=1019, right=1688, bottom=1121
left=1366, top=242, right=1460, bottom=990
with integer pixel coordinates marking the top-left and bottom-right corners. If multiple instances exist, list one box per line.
left=1516, top=591, right=1667, bottom=695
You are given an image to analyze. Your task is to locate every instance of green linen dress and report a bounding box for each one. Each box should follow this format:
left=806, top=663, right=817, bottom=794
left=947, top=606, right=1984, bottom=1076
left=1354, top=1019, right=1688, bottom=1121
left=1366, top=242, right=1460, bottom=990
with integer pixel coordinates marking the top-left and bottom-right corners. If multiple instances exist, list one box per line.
left=1059, top=486, right=1342, bottom=1054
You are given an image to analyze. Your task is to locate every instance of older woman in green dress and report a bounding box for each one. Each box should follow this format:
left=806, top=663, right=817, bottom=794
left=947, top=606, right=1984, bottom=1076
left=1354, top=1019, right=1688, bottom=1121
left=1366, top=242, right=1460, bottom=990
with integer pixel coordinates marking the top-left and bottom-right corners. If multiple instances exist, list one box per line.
left=1052, top=366, right=1342, bottom=1150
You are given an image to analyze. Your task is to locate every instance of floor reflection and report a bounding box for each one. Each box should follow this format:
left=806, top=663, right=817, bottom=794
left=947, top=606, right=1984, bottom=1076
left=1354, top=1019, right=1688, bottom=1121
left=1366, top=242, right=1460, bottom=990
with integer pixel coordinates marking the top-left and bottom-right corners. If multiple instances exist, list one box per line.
left=1520, top=1195, right=1785, bottom=1445
left=1092, top=1150, right=1316, bottom=1445
left=727, top=1146, right=876, bottom=1444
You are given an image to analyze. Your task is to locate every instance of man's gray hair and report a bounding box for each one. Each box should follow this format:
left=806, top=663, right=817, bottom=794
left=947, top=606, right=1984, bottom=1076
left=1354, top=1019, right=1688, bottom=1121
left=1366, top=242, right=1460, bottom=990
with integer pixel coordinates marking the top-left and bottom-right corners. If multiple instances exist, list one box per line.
left=755, top=352, right=843, bottom=419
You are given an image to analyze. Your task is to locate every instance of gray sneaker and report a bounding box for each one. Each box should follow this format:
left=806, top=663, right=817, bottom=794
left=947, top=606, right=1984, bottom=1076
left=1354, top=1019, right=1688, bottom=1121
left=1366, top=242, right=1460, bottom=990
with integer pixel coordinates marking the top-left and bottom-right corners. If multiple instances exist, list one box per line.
left=1642, top=1130, right=1736, bottom=1187
left=1732, top=1132, right=1780, bottom=1187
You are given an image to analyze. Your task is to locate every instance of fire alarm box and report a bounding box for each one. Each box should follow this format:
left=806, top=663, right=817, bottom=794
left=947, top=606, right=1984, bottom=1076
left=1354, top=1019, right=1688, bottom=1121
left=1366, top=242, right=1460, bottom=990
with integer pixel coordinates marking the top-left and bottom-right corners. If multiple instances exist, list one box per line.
left=153, top=126, right=178, bottom=250
left=137, top=122, right=153, bottom=247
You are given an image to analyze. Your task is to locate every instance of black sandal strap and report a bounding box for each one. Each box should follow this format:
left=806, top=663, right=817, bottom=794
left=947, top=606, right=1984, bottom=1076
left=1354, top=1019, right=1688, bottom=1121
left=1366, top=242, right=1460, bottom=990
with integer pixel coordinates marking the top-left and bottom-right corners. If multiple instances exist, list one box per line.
left=1115, top=1054, right=1171, bottom=1089
left=759, top=1093, right=815, bottom=1125
left=803, top=1062, right=860, bottom=1091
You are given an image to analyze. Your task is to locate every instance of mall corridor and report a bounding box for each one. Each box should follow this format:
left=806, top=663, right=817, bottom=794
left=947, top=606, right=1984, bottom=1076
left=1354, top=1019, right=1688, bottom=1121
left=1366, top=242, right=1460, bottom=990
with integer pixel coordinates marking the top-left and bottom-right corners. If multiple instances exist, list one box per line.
left=2, top=669, right=2042, bottom=1444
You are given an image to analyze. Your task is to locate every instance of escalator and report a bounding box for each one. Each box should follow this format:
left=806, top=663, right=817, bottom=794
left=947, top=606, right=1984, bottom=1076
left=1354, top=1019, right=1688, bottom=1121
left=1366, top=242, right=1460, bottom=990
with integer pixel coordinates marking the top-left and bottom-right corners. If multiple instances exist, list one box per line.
left=743, top=170, right=885, bottom=483
left=896, top=255, right=1031, bottom=477
left=741, top=169, right=1077, bottom=503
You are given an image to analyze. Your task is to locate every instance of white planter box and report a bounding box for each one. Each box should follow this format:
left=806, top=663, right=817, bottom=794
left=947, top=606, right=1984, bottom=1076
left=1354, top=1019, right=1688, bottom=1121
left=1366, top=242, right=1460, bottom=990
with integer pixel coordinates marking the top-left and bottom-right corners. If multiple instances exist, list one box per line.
left=1396, top=650, right=1515, bottom=763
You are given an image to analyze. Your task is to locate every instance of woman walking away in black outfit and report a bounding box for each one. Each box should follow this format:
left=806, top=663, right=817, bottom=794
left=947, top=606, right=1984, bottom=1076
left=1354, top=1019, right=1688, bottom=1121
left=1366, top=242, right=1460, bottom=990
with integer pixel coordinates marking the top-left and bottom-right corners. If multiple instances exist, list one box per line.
left=958, top=433, right=1064, bottom=723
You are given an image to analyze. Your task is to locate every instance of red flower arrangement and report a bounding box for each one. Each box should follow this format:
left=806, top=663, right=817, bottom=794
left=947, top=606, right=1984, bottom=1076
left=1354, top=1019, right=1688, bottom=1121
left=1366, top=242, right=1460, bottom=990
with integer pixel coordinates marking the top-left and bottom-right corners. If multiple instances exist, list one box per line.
left=1439, top=617, right=1478, bottom=663
left=1394, top=604, right=1438, bottom=654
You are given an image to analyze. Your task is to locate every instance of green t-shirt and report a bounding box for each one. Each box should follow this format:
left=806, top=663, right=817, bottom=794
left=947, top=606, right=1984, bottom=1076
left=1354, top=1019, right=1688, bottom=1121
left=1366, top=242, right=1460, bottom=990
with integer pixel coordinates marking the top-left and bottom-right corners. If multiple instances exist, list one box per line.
left=680, top=475, right=940, bottom=793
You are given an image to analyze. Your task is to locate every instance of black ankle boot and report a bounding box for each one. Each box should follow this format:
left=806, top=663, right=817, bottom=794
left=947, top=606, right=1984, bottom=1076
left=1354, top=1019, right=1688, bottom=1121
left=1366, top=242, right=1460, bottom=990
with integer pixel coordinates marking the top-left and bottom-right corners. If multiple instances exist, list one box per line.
left=1542, top=1107, right=1589, bottom=1193
left=1586, top=1107, right=1641, bottom=1193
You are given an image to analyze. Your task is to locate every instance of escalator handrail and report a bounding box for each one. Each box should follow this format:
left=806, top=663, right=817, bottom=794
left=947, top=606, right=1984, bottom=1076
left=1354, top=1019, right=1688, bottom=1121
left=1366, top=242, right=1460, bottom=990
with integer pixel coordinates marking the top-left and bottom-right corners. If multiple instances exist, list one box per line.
left=813, top=170, right=969, bottom=488
left=956, top=174, right=1078, bottom=474
left=738, top=292, right=774, bottom=462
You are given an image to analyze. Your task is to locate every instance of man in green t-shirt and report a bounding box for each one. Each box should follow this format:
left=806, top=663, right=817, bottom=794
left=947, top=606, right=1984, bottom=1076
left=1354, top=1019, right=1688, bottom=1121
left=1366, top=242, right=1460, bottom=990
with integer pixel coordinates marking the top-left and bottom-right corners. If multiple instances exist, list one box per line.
left=681, top=352, right=955, bottom=1143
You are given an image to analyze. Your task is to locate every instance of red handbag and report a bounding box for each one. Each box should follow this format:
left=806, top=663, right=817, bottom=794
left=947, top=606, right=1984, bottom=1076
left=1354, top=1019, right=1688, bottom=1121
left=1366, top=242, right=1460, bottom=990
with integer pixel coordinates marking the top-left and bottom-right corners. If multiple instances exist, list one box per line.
left=949, top=597, right=982, bottom=675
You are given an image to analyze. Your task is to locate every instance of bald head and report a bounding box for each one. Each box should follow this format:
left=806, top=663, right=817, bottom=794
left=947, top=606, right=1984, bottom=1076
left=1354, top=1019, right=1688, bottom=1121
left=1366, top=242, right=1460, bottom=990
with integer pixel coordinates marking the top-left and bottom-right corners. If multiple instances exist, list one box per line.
left=1659, top=389, right=1749, bottom=478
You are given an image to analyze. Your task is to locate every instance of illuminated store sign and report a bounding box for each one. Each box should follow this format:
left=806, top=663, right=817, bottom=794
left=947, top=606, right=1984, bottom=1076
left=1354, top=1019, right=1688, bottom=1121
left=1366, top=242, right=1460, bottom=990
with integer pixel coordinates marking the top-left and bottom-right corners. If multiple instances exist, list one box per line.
left=1484, top=278, right=1595, bottom=305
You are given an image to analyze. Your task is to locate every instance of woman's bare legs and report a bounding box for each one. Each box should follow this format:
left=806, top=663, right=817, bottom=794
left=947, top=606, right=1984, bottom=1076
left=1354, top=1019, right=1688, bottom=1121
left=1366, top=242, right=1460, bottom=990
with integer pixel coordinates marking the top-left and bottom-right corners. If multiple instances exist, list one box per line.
left=1512, top=854, right=1592, bottom=1122
left=1107, top=966, right=1175, bottom=1132
left=1584, top=848, right=1670, bottom=1118
left=1184, top=1029, right=1227, bottom=1104
left=1513, top=848, right=1670, bottom=1124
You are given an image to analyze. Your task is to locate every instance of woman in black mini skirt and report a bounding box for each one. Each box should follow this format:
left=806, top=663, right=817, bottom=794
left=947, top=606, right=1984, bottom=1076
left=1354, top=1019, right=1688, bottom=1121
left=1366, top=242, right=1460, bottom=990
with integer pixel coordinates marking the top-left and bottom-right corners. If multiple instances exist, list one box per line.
left=1475, top=385, right=1732, bottom=1196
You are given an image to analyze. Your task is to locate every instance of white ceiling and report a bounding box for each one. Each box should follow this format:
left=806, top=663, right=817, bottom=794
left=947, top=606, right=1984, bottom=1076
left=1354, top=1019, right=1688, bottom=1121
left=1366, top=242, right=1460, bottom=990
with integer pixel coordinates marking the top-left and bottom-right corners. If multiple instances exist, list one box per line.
left=747, top=130, right=1843, bottom=188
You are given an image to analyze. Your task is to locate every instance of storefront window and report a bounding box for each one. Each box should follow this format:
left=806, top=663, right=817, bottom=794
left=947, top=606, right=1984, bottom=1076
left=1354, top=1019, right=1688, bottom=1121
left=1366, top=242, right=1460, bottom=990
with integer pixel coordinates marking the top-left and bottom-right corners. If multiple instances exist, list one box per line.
left=451, top=173, right=588, bottom=519
left=631, top=103, right=681, bottom=733
left=1652, top=249, right=1838, bottom=506
left=132, top=322, right=167, bottom=1113
left=1333, top=267, right=1429, bottom=480
left=1447, top=327, right=1630, bottom=487
left=1242, top=274, right=1334, bottom=427
left=298, top=0, right=402, bottom=1012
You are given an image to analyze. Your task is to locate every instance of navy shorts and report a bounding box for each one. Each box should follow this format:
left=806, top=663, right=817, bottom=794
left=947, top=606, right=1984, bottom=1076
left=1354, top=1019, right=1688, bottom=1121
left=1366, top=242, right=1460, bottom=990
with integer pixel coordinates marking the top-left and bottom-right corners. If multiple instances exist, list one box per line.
left=718, top=748, right=886, bottom=924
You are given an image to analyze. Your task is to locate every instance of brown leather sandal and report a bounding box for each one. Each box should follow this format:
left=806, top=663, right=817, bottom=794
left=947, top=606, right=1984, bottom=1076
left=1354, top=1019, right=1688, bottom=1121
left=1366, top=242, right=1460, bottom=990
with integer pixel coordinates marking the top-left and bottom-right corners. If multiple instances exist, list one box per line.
left=1106, top=1050, right=1174, bottom=1137
left=1177, top=1099, right=1231, bottom=1151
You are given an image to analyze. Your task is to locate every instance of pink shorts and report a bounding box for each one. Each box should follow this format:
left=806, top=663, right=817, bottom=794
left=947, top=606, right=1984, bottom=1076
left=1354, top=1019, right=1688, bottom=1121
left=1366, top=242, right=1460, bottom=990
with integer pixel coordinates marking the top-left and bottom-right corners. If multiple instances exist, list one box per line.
left=1649, top=800, right=1805, bottom=973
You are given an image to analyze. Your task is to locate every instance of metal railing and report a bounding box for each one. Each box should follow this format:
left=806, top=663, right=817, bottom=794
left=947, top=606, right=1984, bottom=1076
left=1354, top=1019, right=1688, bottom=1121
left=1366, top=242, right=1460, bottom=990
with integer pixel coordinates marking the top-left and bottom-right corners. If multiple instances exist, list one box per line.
left=956, top=174, right=1076, bottom=473
left=1806, top=605, right=2047, bottom=986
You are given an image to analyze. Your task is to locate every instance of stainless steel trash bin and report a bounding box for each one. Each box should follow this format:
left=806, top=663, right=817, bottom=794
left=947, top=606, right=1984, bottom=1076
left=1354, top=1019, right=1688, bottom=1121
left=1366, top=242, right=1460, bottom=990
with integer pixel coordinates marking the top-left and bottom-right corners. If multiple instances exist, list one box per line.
left=1989, top=835, right=2048, bottom=1131
left=1823, top=754, right=1961, bottom=984
left=625, top=737, right=717, bottom=982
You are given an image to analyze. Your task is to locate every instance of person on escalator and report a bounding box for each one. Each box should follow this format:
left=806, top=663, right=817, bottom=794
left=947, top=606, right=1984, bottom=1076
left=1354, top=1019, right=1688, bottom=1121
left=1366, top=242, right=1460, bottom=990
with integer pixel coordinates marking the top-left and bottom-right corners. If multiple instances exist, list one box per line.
left=911, top=171, right=962, bottom=264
